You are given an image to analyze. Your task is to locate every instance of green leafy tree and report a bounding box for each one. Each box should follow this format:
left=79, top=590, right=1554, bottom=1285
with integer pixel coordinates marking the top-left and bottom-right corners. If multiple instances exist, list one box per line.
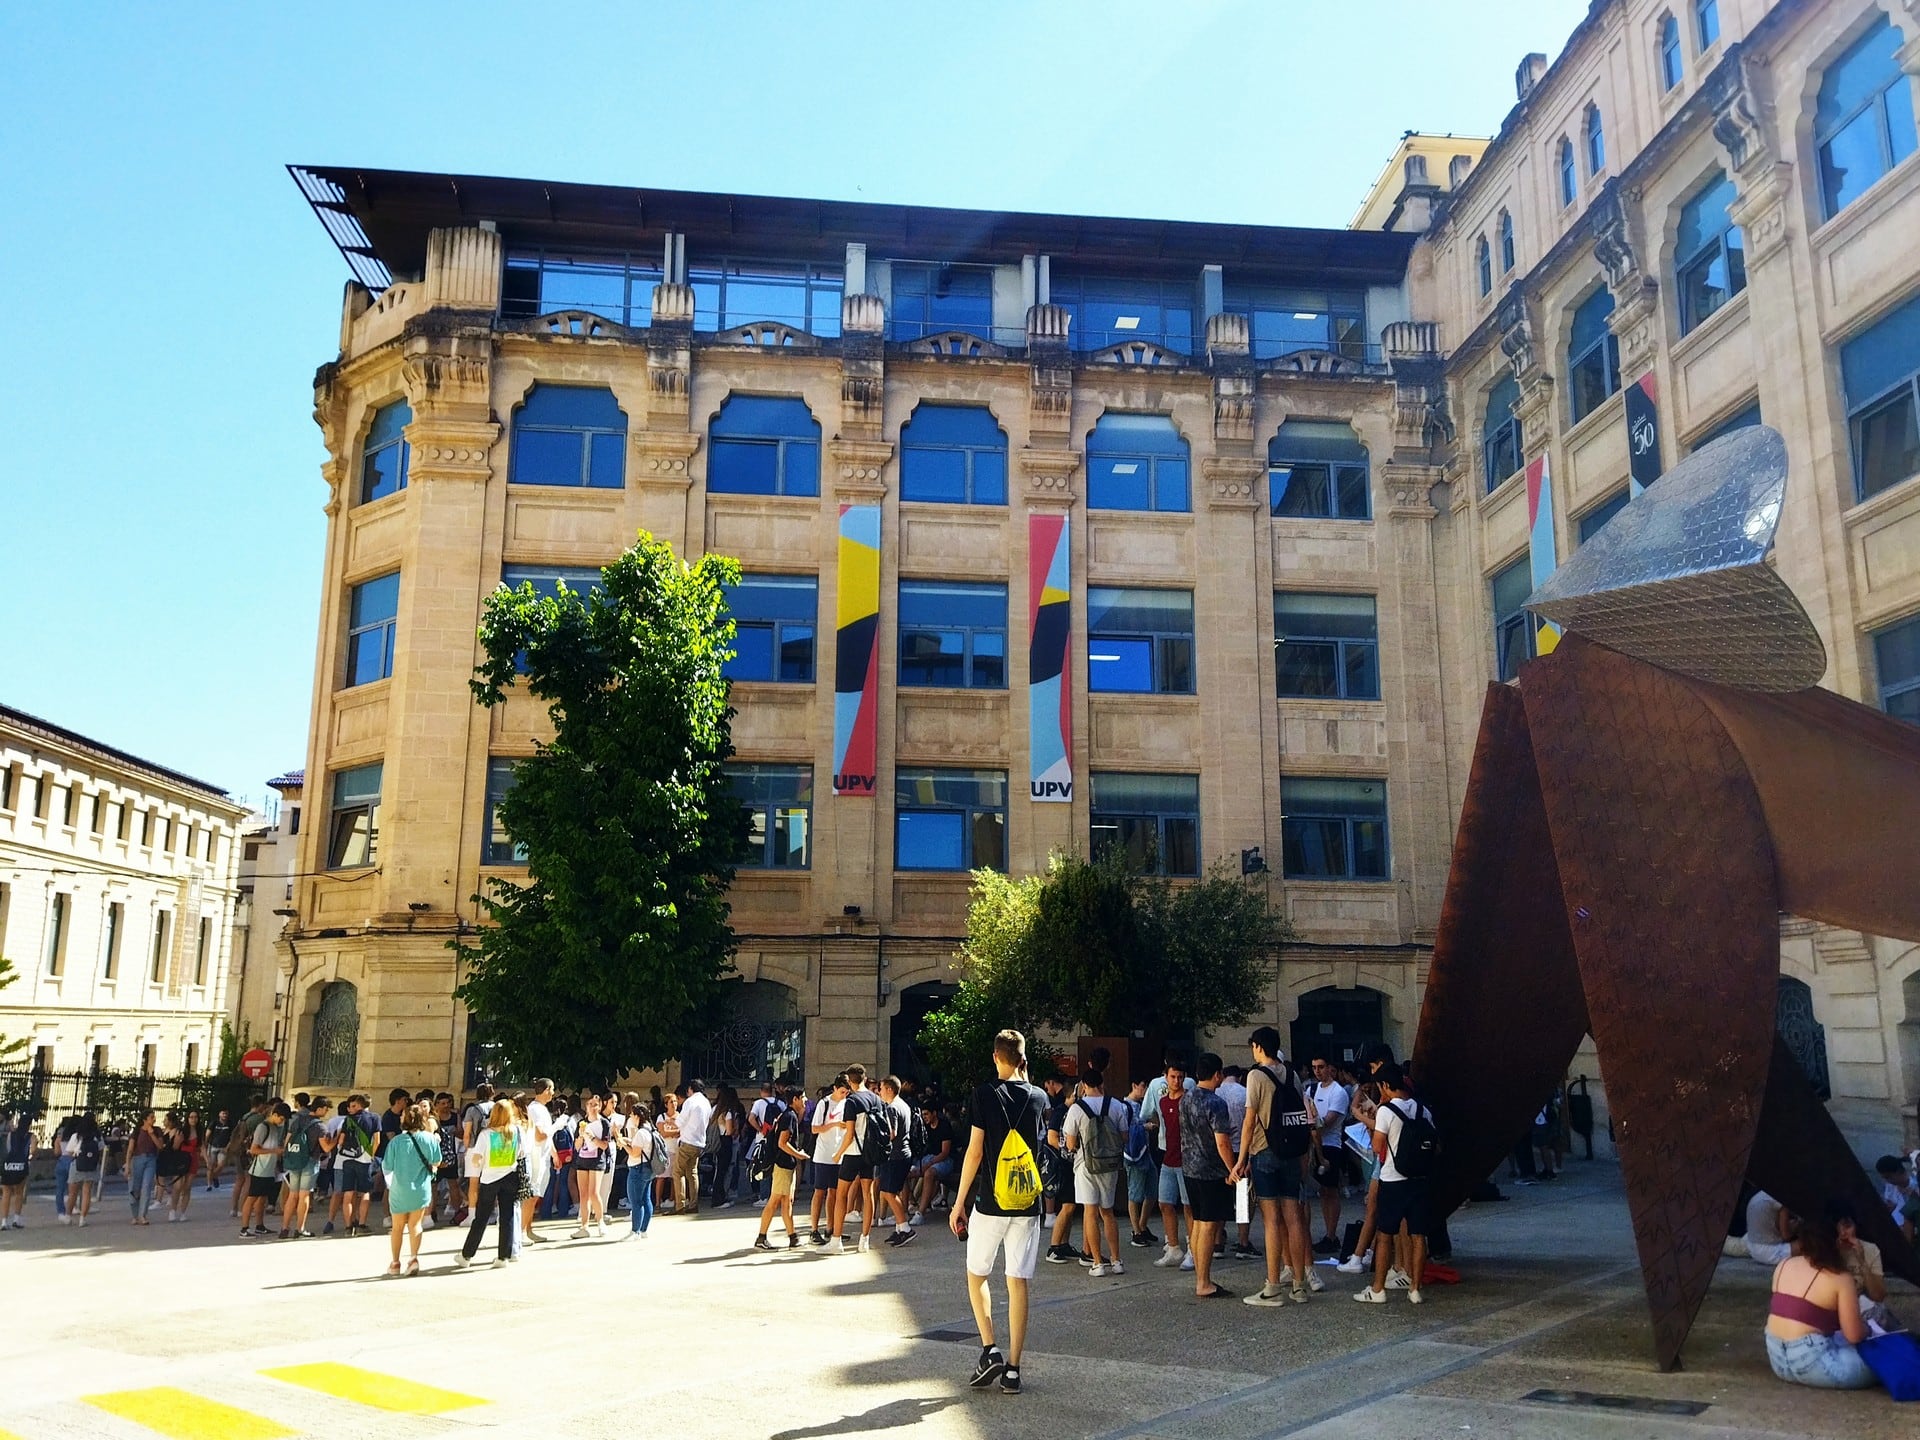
left=0, top=956, right=26, bottom=1063
left=917, top=869, right=1060, bottom=1090
left=453, top=532, right=746, bottom=1088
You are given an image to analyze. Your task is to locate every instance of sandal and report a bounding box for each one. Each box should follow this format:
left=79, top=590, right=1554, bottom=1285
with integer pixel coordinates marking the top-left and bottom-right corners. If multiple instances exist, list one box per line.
left=405, top=1260, right=420, bottom=1277
left=1197, top=1285, right=1235, bottom=1300
left=384, top=1263, right=401, bottom=1277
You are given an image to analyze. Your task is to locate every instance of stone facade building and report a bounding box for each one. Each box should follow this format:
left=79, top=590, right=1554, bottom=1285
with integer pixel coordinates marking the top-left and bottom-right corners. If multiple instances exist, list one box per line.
left=0, top=705, right=247, bottom=1078
left=228, top=771, right=303, bottom=1075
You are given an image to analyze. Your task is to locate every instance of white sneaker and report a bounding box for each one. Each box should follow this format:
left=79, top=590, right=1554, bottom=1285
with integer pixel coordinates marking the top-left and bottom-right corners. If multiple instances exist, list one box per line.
left=908, top=1211, right=926, bottom=1226
left=856, top=1234, right=870, bottom=1253
left=829, top=1238, right=845, bottom=1255
left=571, top=1227, right=591, bottom=1239
left=595, top=1222, right=609, bottom=1238
left=454, top=1252, right=471, bottom=1268
left=1277, top=1265, right=1293, bottom=1286
left=847, top=1210, right=861, bottom=1222
left=1407, top=1288, right=1424, bottom=1304
left=76, top=1216, right=87, bottom=1228
left=1154, top=1246, right=1184, bottom=1268
left=876, top=1215, right=894, bottom=1228
left=59, top=1214, right=71, bottom=1227
left=1308, top=1269, right=1326, bottom=1293
left=1088, top=1262, right=1111, bottom=1277
left=1354, top=1286, right=1386, bottom=1303
left=1335, top=1256, right=1366, bottom=1274
left=1386, top=1269, right=1412, bottom=1290
left=491, top=1258, right=506, bottom=1268
left=1106, top=1260, right=1125, bottom=1275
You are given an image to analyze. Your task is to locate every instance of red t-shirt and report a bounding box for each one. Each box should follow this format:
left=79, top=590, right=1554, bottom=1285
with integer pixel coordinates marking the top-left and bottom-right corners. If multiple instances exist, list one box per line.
left=1157, top=1093, right=1182, bottom=1161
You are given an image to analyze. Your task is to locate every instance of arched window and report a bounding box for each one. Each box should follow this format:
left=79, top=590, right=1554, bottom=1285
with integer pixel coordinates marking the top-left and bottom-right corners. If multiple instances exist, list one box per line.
left=509, top=385, right=626, bottom=488
left=1475, top=236, right=1493, bottom=296
left=1568, top=287, right=1622, bottom=423
left=899, top=404, right=1007, bottom=505
left=1584, top=104, right=1606, bottom=176
left=1499, top=211, right=1516, bottom=272
left=1483, top=374, right=1523, bottom=491
left=1675, top=170, right=1747, bottom=334
left=1558, top=138, right=1577, bottom=205
left=1815, top=15, right=1918, bottom=219
left=707, top=395, right=821, bottom=497
left=1694, top=0, right=1720, bottom=51
left=309, top=981, right=360, bottom=1089
left=1271, top=421, right=1370, bottom=520
left=1658, top=14, right=1683, bottom=91
left=359, top=400, right=411, bottom=504
left=1086, top=413, right=1189, bottom=513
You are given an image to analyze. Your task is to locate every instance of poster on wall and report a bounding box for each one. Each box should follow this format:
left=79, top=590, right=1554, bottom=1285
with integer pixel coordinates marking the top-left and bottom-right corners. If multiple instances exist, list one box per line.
left=1028, top=513, right=1073, bottom=802
left=1626, top=371, right=1662, bottom=497
left=1525, top=454, right=1561, bottom=656
left=831, top=503, right=880, bottom=796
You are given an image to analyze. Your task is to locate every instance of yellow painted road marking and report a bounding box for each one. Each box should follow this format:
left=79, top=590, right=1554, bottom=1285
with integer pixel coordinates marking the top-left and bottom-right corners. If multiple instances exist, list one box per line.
left=83, top=1387, right=296, bottom=1440
left=261, top=1363, right=486, bottom=1415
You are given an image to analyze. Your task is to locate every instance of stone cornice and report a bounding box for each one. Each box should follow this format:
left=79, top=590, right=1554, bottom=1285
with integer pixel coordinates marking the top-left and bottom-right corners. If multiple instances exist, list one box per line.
left=633, top=430, right=700, bottom=488
left=1202, top=456, right=1263, bottom=510
left=1019, top=448, right=1080, bottom=503
left=831, top=438, right=893, bottom=499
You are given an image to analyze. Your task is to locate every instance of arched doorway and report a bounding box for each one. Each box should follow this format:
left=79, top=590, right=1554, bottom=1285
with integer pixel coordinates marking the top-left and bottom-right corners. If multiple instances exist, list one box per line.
left=1290, top=986, right=1384, bottom=1071
left=1776, top=976, right=1831, bottom=1100
left=309, top=982, right=360, bottom=1089
left=890, top=981, right=959, bottom=1091
left=684, top=980, right=803, bottom=1087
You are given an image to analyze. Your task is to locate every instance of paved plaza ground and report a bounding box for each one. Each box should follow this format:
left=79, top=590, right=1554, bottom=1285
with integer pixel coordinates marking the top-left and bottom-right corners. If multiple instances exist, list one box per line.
left=0, top=1160, right=1914, bottom=1439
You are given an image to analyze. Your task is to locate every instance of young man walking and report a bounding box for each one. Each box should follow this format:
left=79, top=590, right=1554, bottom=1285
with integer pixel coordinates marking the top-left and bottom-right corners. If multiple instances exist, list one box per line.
left=1120, top=1077, right=1158, bottom=1250
left=754, top=1086, right=809, bottom=1250
left=951, top=1029, right=1047, bottom=1396
left=1234, top=1028, right=1315, bottom=1306
left=1355, top=1064, right=1430, bottom=1306
left=877, top=1076, right=918, bottom=1247
left=1061, top=1068, right=1126, bottom=1277
left=1180, top=1053, right=1238, bottom=1299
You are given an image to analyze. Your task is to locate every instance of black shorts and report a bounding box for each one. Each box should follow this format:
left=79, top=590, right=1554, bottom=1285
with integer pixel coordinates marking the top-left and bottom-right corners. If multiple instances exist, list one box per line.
left=339, top=1160, right=372, bottom=1194
left=248, top=1174, right=280, bottom=1201
left=878, top=1156, right=911, bottom=1195
left=838, top=1156, right=875, bottom=1184
left=1374, top=1178, right=1431, bottom=1237
left=1185, top=1175, right=1232, bottom=1223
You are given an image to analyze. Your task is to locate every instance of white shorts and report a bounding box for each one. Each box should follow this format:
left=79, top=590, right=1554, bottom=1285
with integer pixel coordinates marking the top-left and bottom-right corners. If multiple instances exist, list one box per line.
left=966, top=1212, right=1043, bottom=1281
left=1073, top=1169, right=1119, bottom=1209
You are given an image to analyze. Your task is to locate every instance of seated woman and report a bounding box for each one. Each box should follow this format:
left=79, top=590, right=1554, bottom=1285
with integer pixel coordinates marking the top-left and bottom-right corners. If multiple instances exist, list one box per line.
left=1765, top=1207, right=1878, bottom=1390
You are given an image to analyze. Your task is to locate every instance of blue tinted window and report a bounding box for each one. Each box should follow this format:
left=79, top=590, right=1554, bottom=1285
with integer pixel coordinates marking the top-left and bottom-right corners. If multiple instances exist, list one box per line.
left=1691, top=401, right=1762, bottom=451
left=1676, top=171, right=1747, bottom=334
left=690, top=259, right=843, bottom=336
left=900, top=404, right=1007, bottom=505
left=1499, top=212, right=1515, bottom=272
left=895, top=768, right=1006, bottom=871
left=889, top=262, right=995, bottom=341
left=1052, top=274, right=1195, bottom=354
left=360, top=400, right=411, bottom=504
left=1577, top=489, right=1630, bottom=544
left=899, top=581, right=1006, bottom=689
left=1816, top=17, right=1918, bottom=219
left=730, top=764, right=813, bottom=869
left=1222, top=285, right=1367, bottom=361
left=1086, top=413, right=1190, bottom=513
left=709, top=395, right=821, bottom=497
left=1484, top=376, right=1523, bottom=492
left=1841, top=291, right=1920, bottom=500
left=1274, top=593, right=1380, bottom=700
left=1281, top=777, right=1388, bottom=880
left=1694, top=0, right=1719, bottom=49
left=1568, top=287, right=1621, bottom=423
left=1559, top=138, right=1577, bottom=204
left=1271, top=421, right=1370, bottom=519
left=503, top=250, right=661, bottom=327
left=1476, top=237, right=1492, bottom=296
left=1088, top=588, right=1194, bottom=695
left=483, top=758, right=526, bottom=866
left=1659, top=15, right=1683, bottom=91
left=501, top=564, right=603, bottom=600
left=1585, top=105, right=1606, bottom=175
left=1088, top=771, right=1199, bottom=876
left=1492, top=557, right=1536, bottom=681
left=1875, top=613, right=1920, bottom=725
left=345, top=572, right=399, bottom=687
left=723, top=574, right=817, bottom=683
left=510, top=386, right=626, bottom=488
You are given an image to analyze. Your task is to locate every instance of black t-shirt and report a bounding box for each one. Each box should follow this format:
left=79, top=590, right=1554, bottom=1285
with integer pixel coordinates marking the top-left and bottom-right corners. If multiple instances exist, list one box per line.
left=925, top=1115, right=955, bottom=1160
left=842, top=1090, right=881, bottom=1155
left=772, top=1108, right=803, bottom=1170
left=967, top=1078, right=1048, bottom=1218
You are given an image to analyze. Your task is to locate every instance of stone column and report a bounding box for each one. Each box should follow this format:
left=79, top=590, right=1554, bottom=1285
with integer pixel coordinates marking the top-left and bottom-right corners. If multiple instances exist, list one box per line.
left=633, top=282, right=698, bottom=552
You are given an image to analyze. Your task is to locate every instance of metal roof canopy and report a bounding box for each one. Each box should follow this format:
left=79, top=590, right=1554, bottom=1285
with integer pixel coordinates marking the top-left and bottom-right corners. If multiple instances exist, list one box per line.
left=289, top=165, right=1416, bottom=294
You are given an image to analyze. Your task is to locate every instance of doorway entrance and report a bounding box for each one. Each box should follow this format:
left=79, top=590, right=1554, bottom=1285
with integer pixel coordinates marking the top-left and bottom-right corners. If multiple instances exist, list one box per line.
left=889, top=981, right=959, bottom=1091
left=1290, top=986, right=1385, bottom=1071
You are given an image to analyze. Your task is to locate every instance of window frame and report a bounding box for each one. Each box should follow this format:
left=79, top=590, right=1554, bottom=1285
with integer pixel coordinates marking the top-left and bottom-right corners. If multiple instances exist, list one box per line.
left=1841, top=292, right=1920, bottom=501
left=1483, top=374, right=1524, bottom=492
left=1815, top=17, right=1919, bottom=220
left=1221, top=284, right=1368, bottom=362
left=1694, top=0, right=1719, bottom=50
left=1558, top=138, right=1577, bottom=206
left=1088, top=771, right=1201, bottom=878
left=898, top=403, right=1008, bottom=506
left=148, top=909, right=169, bottom=985
left=103, top=900, right=123, bottom=981
left=691, top=257, right=844, bottom=336
left=45, top=891, right=68, bottom=977
left=344, top=571, right=400, bottom=688
left=1584, top=104, right=1606, bottom=177
left=1873, top=612, right=1920, bottom=724
left=1051, top=273, right=1197, bottom=354
left=897, top=579, right=1008, bottom=691
left=1280, top=777, right=1390, bottom=881
left=359, top=399, right=412, bottom=505
left=502, top=248, right=662, bottom=327
left=722, top=573, right=819, bottom=684
left=1270, top=421, right=1372, bottom=520
left=1087, top=587, right=1196, bottom=696
left=1499, top=210, right=1516, bottom=273
left=731, top=763, right=815, bottom=871
left=1084, top=413, right=1191, bottom=513
left=1273, top=592, right=1382, bottom=701
left=508, top=385, right=628, bottom=489
left=887, top=261, right=996, bottom=342
left=1675, top=172, right=1747, bottom=335
left=893, top=767, right=1007, bottom=873
left=707, top=394, right=822, bottom=498
left=482, top=757, right=526, bottom=867
left=1659, top=14, right=1684, bottom=92
left=326, top=763, right=383, bottom=871
left=1476, top=236, right=1492, bottom=296
left=1492, top=556, right=1538, bottom=682
left=1577, top=488, right=1631, bottom=544
left=1567, top=287, right=1623, bottom=424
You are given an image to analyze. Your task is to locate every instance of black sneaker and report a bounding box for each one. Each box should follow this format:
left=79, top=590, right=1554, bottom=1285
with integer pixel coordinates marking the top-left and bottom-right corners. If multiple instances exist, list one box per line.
left=886, top=1227, right=916, bottom=1248
left=788, top=1233, right=802, bottom=1249
left=1134, top=1230, right=1159, bottom=1248
left=753, top=1235, right=775, bottom=1251
left=1231, top=1244, right=1259, bottom=1260
left=968, top=1347, right=1006, bottom=1389
left=1044, top=1244, right=1074, bottom=1264
left=277, top=1229, right=290, bottom=1240
left=1313, top=1236, right=1339, bottom=1255
left=999, top=1365, right=1022, bottom=1395
left=812, top=1229, right=830, bottom=1247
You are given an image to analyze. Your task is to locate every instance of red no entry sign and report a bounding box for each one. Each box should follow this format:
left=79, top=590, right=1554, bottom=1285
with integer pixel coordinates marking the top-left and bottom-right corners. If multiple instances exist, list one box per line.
left=240, top=1048, right=274, bottom=1080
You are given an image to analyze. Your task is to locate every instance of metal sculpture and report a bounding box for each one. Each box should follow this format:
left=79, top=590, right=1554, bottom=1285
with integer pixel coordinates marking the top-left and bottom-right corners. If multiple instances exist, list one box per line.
left=1413, top=426, right=1920, bottom=1370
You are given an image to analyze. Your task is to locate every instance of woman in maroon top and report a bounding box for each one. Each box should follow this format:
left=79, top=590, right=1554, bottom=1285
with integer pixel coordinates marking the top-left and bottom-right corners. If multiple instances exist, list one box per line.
left=1765, top=1209, right=1875, bottom=1389
left=127, top=1111, right=161, bottom=1225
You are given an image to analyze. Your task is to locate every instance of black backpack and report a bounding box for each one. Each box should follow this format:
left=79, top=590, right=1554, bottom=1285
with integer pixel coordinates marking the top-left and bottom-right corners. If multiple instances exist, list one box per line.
left=78, top=1131, right=103, bottom=1168
left=907, top=1108, right=927, bottom=1164
left=1256, top=1063, right=1313, bottom=1160
left=1385, top=1099, right=1439, bottom=1179
left=853, top=1093, right=894, bottom=1163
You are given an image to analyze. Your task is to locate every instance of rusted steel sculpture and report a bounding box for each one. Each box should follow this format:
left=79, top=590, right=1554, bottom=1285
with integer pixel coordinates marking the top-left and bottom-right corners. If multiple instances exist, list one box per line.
left=1413, top=426, right=1920, bottom=1370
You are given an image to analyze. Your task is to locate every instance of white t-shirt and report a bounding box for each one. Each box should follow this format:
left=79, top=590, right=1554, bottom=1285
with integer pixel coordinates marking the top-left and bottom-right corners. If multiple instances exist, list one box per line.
left=811, top=1097, right=844, bottom=1164
left=1311, top=1081, right=1351, bottom=1146
left=1218, top=1078, right=1248, bottom=1141
left=1747, top=1190, right=1785, bottom=1247
left=1373, top=1098, right=1430, bottom=1183
left=678, top=1092, right=713, bottom=1149
left=526, top=1100, right=554, bottom=1165
left=749, top=1097, right=769, bottom=1129
left=1062, top=1095, right=1125, bottom=1173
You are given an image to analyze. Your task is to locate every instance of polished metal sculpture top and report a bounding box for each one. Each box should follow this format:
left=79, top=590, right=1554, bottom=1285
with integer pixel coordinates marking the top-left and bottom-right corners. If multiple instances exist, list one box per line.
left=1526, top=425, right=1828, bottom=691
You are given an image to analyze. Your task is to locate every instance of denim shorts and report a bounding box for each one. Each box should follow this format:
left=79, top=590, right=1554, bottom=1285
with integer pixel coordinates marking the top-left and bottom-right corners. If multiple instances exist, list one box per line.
left=1125, top=1160, right=1154, bottom=1205
left=1249, top=1148, right=1302, bottom=1201
left=1764, top=1331, right=1876, bottom=1389
left=1156, top=1163, right=1189, bottom=1207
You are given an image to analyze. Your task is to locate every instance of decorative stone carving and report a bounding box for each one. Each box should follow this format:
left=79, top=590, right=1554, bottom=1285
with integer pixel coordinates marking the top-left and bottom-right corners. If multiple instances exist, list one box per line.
left=634, top=431, right=700, bottom=488
left=908, top=332, right=1010, bottom=359
left=1201, top=456, right=1263, bottom=510
left=1019, top=448, right=1080, bottom=502
left=1381, top=462, right=1441, bottom=521
left=1092, top=340, right=1176, bottom=366
left=1385, top=324, right=1450, bottom=457
left=647, top=283, right=694, bottom=421
left=713, top=321, right=820, bottom=349
left=651, top=282, right=696, bottom=327
left=831, top=439, right=893, bottom=499
left=425, top=227, right=503, bottom=313
left=515, top=311, right=628, bottom=340
left=1271, top=348, right=1370, bottom=375
left=1205, top=314, right=1255, bottom=446
left=1027, top=304, right=1074, bottom=447
left=842, top=293, right=886, bottom=336
left=839, top=293, right=887, bottom=440
left=1706, top=46, right=1793, bottom=266
left=1495, top=291, right=1537, bottom=378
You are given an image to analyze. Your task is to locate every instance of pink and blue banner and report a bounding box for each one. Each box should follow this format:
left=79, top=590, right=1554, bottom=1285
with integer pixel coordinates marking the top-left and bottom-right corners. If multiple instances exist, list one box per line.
left=1027, top=514, right=1072, bottom=802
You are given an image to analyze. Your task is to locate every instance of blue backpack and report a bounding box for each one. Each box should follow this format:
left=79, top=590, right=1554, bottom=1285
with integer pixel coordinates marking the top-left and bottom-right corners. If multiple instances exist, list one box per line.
left=1123, top=1100, right=1154, bottom=1169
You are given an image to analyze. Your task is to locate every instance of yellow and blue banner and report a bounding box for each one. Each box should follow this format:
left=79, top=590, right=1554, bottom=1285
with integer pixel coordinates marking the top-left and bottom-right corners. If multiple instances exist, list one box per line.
left=1524, top=454, right=1561, bottom=656
left=832, top=503, right=880, bottom=796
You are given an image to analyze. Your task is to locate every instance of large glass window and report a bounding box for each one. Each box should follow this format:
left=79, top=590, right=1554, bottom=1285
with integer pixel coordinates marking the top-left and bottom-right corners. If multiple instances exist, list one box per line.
left=1222, top=285, right=1367, bottom=361
left=1558, top=138, right=1577, bottom=205
left=326, top=763, right=382, bottom=870
left=1659, top=14, right=1684, bottom=91
left=691, top=258, right=842, bottom=336
left=899, top=581, right=1006, bottom=689
left=482, top=758, right=525, bottom=867
left=723, top=574, right=817, bottom=683
left=1476, top=237, right=1492, bottom=297
left=360, top=400, right=411, bottom=504
left=1815, top=15, right=1917, bottom=219
left=1090, top=772, right=1199, bottom=877
left=345, top=572, right=399, bottom=688
left=899, top=404, right=1007, bottom=505
left=500, top=563, right=604, bottom=600
left=1271, top=421, right=1371, bottom=519
left=1052, top=274, right=1195, bottom=354
left=708, top=394, right=821, bottom=497
left=1841, top=290, right=1920, bottom=500
left=1695, top=0, right=1719, bottom=49
left=1585, top=104, right=1606, bottom=176
left=509, top=385, right=627, bottom=488
left=1483, top=375, right=1524, bottom=492
left=731, top=764, right=813, bottom=869
left=1676, top=171, right=1747, bottom=334
left=895, top=768, right=1006, bottom=872
left=503, top=249, right=662, bottom=327
left=1500, top=211, right=1516, bottom=273
left=1578, top=488, right=1631, bottom=544
left=1568, top=287, right=1622, bottom=423
left=1874, top=613, right=1920, bottom=725
left=1281, top=777, right=1389, bottom=881
left=1492, top=557, right=1537, bottom=682
left=888, top=262, right=995, bottom=341
left=1088, top=588, right=1194, bottom=695
left=1274, top=593, right=1381, bottom=700
left=1086, top=413, right=1189, bottom=513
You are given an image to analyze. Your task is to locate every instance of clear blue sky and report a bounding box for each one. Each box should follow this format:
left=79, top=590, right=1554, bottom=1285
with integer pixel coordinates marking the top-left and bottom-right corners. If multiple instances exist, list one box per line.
left=0, top=1, right=1587, bottom=814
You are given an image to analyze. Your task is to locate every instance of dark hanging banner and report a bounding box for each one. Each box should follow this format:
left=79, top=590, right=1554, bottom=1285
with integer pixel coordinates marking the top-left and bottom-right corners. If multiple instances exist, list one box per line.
left=1626, top=371, right=1661, bottom=497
